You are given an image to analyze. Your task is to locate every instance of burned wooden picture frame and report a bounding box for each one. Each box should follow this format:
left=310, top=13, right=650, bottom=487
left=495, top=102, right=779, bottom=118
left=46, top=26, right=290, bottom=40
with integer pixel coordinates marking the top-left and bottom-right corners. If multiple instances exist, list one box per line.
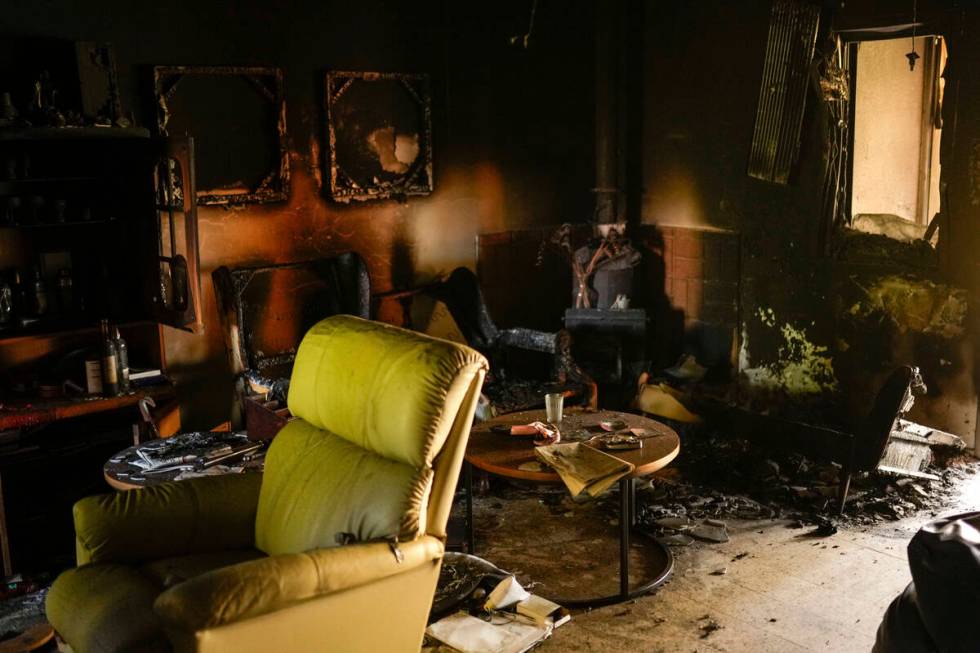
left=153, top=65, right=289, bottom=206
left=325, top=71, right=433, bottom=202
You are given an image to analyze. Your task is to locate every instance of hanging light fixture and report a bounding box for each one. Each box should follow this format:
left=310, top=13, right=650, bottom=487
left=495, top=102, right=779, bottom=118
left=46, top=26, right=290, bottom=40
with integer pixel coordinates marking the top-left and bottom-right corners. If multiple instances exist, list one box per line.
left=508, top=0, right=538, bottom=49
left=906, top=0, right=920, bottom=70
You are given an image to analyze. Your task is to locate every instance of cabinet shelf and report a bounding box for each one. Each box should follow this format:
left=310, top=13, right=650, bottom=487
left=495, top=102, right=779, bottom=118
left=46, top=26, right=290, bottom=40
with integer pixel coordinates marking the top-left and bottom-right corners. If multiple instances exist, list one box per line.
left=0, top=382, right=176, bottom=432
left=0, top=177, right=105, bottom=196
left=0, top=217, right=117, bottom=230
left=0, top=318, right=157, bottom=346
left=0, top=126, right=151, bottom=142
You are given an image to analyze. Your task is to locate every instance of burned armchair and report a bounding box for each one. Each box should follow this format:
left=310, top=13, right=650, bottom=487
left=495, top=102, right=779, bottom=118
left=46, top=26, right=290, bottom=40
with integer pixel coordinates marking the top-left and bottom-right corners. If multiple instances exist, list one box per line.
left=428, top=267, right=596, bottom=416
left=714, top=365, right=964, bottom=515
left=212, top=252, right=370, bottom=429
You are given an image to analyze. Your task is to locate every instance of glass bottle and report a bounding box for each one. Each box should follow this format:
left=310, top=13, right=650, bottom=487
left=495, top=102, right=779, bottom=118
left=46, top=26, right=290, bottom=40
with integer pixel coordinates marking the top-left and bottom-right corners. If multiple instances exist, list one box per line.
left=0, top=275, right=11, bottom=328
left=31, top=266, right=47, bottom=316
left=12, top=270, right=26, bottom=323
left=100, top=319, right=119, bottom=396
left=56, top=268, right=73, bottom=315
left=112, top=325, right=129, bottom=393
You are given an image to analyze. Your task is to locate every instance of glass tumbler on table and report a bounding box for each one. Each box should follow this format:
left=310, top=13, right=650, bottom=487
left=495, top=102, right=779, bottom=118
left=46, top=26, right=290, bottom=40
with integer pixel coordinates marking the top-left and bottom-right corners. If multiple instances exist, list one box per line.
left=545, top=392, right=564, bottom=427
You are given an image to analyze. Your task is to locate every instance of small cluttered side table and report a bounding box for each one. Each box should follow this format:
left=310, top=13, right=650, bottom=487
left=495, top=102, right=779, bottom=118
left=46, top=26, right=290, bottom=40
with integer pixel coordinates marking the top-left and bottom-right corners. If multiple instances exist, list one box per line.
left=103, top=431, right=265, bottom=490
left=464, top=408, right=680, bottom=608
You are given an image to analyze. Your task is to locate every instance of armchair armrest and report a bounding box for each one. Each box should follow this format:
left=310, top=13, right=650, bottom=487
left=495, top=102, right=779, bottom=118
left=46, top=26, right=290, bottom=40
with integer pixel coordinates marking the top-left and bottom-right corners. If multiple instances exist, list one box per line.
left=154, top=535, right=444, bottom=632
left=497, top=328, right=598, bottom=409
left=74, top=473, right=262, bottom=566
left=496, top=327, right=560, bottom=354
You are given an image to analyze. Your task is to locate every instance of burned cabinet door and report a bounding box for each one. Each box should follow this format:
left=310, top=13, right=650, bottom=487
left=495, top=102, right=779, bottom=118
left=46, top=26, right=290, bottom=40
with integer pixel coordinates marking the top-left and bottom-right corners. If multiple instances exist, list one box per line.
left=151, top=137, right=203, bottom=332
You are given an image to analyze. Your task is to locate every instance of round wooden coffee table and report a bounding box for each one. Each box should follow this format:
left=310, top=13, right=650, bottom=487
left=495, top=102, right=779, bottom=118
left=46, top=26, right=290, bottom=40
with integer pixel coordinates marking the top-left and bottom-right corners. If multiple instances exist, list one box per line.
left=464, top=408, right=680, bottom=608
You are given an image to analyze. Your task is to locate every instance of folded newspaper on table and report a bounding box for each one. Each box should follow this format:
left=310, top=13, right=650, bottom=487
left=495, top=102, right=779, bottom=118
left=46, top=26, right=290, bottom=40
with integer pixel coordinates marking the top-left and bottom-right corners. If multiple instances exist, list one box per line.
left=534, top=442, right=634, bottom=497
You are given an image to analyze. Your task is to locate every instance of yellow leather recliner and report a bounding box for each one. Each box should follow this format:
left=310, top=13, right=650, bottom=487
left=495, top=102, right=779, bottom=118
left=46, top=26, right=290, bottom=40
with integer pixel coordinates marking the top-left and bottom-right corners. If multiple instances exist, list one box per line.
left=45, top=315, right=488, bottom=653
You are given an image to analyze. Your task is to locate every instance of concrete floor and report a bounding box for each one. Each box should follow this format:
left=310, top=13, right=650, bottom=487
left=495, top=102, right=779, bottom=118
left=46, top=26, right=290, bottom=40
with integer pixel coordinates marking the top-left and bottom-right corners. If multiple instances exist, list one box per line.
left=464, top=471, right=980, bottom=653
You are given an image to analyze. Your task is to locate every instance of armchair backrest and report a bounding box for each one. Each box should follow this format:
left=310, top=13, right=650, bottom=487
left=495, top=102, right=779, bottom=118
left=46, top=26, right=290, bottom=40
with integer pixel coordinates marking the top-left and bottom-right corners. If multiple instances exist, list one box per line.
left=212, top=252, right=371, bottom=381
left=254, top=315, right=487, bottom=556
left=856, top=365, right=918, bottom=470
left=427, top=267, right=500, bottom=351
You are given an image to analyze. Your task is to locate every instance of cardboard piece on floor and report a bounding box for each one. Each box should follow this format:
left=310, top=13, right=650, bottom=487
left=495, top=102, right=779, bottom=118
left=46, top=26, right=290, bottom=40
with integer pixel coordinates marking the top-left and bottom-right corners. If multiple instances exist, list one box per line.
left=425, top=612, right=551, bottom=653
left=516, top=594, right=571, bottom=628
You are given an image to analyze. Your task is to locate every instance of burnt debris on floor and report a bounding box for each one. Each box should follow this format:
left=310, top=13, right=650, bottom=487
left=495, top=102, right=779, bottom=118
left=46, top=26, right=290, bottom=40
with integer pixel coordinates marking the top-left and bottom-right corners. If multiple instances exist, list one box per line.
left=465, top=414, right=978, bottom=558
left=621, top=365, right=975, bottom=536
left=633, top=418, right=978, bottom=533
left=0, top=576, right=49, bottom=646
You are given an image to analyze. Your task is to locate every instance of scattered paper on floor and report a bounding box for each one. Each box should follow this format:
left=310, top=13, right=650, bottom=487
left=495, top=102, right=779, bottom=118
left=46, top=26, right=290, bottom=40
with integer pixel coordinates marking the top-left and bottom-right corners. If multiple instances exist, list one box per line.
left=425, top=612, right=551, bottom=653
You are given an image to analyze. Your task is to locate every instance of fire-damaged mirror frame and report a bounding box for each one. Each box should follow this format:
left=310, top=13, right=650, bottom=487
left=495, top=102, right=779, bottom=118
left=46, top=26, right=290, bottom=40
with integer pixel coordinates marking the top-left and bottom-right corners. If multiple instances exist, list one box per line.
left=324, top=71, right=433, bottom=203
left=152, top=65, right=290, bottom=206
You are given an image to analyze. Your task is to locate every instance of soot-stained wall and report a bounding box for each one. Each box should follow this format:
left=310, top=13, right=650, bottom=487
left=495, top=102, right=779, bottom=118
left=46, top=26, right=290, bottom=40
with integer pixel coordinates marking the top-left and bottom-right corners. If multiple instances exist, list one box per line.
left=1, top=0, right=595, bottom=426
left=638, top=0, right=978, bottom=446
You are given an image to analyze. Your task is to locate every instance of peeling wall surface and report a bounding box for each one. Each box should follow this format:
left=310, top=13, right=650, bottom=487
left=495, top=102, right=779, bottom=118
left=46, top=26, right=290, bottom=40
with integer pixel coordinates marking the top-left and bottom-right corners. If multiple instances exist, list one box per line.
left=0, top=0, right=595, bottom=426
left=639, top=0, right=978, bottom=445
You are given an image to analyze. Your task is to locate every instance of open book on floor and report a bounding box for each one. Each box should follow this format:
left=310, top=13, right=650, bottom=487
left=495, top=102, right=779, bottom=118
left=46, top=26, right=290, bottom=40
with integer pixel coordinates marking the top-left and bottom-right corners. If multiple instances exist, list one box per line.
left=535, top=442, right=634, bottom=497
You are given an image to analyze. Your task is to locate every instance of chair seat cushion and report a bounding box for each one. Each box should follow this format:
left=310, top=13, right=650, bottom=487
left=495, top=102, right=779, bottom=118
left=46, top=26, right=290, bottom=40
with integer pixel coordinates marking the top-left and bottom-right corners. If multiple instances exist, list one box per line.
left=47, top=549, right=264, bottom=653
left=47, top=563, right=170, bottom=653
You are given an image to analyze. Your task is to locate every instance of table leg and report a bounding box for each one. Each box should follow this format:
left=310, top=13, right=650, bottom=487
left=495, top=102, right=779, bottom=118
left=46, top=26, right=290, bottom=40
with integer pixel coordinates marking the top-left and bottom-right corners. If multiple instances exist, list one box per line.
left=0, top=472, right=10, bottom=577
left=465, top=462, right=475, bottom=554
left=619, top=477, right=630, bottom=599
left=628, top=476, right=637, bottom=526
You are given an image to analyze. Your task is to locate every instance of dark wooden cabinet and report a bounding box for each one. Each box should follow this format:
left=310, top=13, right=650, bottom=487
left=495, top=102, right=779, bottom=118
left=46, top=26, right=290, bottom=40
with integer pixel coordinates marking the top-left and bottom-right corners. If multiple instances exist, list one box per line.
left=0, top=128, right=202, bottom=341
left=0, top=127, right=199, bottom=573
left=0, top=127, right=203, bottom=388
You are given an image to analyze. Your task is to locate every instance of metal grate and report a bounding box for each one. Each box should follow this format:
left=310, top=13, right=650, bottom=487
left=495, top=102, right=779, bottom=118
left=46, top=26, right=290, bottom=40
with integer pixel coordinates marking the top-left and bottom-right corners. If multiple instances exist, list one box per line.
left=748, top=0, right=821, bottom=184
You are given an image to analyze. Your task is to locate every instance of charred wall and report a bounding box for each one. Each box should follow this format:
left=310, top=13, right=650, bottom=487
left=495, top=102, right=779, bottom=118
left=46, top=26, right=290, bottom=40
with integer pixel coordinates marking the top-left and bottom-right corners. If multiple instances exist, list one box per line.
left=0, top=0, right=595, bottom=426
left=639, top=0, right=978, bottom=446
left=6, top=0, right=975, bottom=444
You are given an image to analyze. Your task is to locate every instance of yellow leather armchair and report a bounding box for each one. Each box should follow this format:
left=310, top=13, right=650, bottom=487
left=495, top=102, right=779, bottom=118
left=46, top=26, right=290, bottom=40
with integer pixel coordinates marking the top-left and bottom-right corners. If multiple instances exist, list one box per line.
left=46, top=316, right=488, bottom=653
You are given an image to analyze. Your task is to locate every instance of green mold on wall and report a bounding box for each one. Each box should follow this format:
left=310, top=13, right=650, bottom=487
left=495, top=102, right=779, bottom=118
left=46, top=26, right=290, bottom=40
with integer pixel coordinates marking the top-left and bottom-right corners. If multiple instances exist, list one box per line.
left=848, top=276, right=967, bottom=339
left=739, top=309, right=839, bottom=396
